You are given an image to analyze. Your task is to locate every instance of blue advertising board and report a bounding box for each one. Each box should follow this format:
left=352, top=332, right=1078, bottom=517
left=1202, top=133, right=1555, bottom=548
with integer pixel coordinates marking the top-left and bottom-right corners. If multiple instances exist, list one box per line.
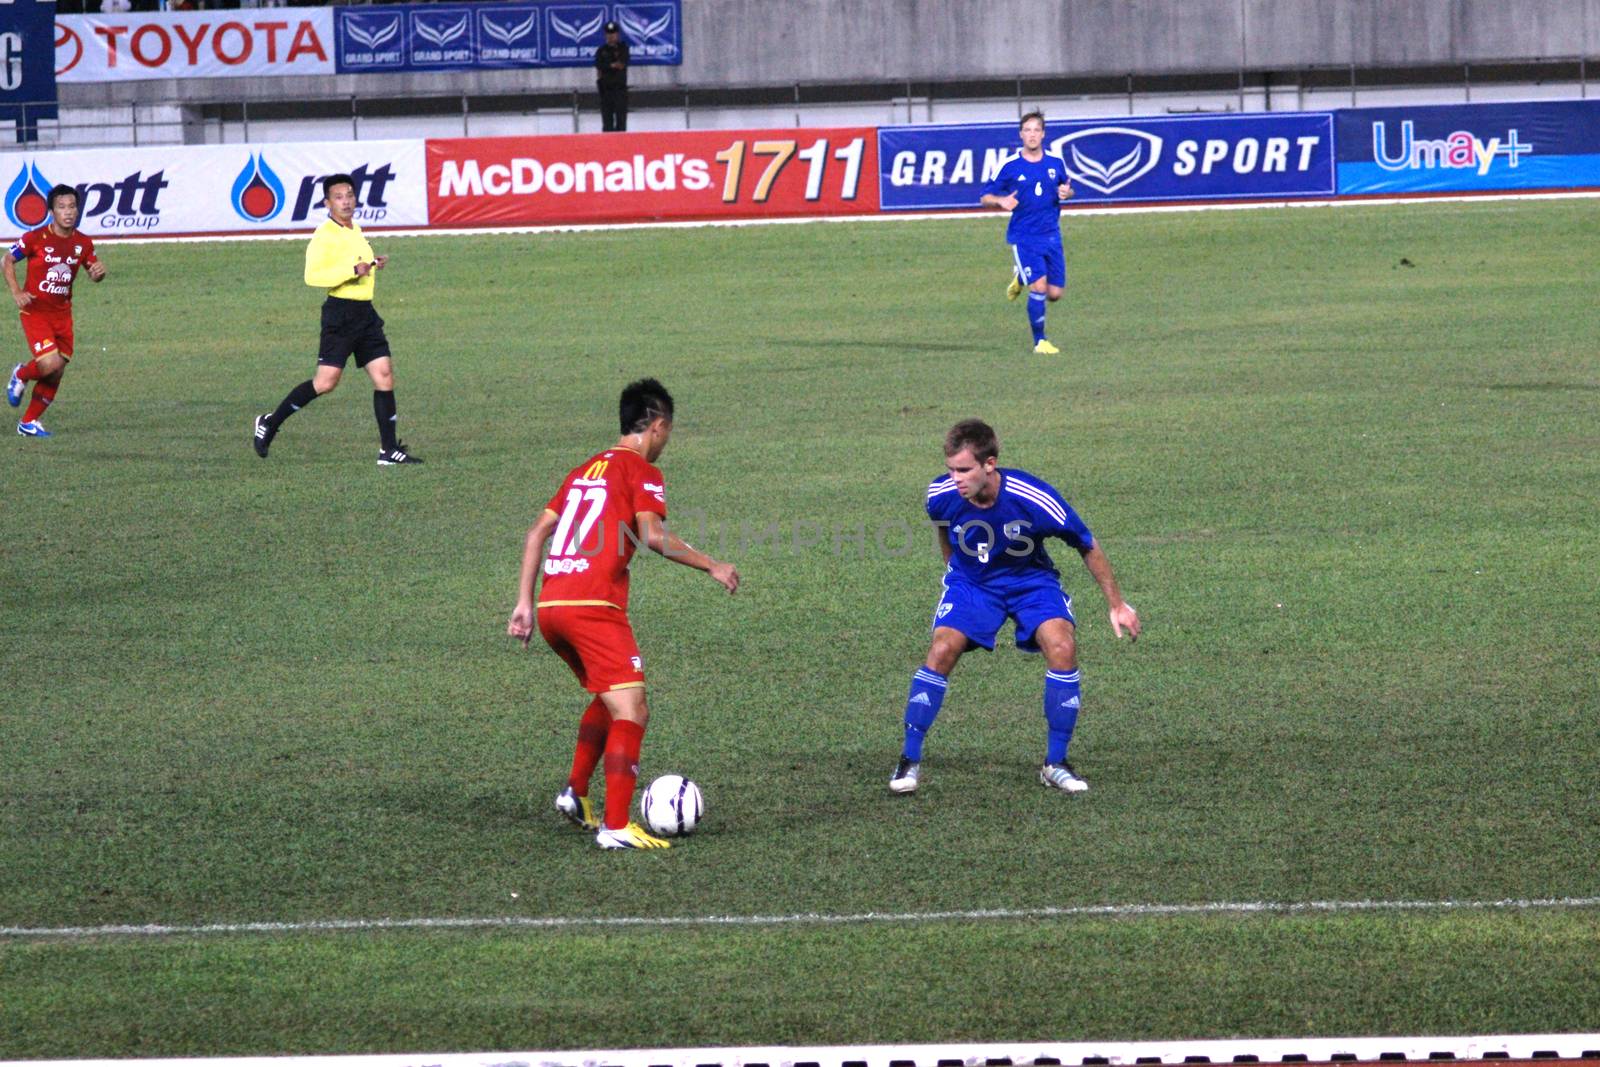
left=879, top=112, right=1335, bottom=210
left=1336, top=100, right=1600, bottom=194
left=334, top=1, right=680, bottom=74
left=1, top=0, right=59, bottom=143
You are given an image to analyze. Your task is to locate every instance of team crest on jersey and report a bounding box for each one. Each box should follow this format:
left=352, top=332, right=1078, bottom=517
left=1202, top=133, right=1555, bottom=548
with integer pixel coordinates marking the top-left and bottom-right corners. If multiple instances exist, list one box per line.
left=937, top=602, right=953, bottom=618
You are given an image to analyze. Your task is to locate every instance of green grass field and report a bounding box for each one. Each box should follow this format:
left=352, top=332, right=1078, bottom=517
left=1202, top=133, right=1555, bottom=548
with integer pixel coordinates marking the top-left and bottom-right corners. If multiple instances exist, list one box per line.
left=2, top=200, right=1598, bottom=1057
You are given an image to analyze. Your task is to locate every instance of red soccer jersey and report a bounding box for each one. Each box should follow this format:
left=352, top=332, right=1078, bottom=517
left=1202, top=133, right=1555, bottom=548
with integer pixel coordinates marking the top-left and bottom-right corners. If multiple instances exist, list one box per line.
left=538, top=445, right=668, bottom=611
left=9, top=227, right=98, bottom=312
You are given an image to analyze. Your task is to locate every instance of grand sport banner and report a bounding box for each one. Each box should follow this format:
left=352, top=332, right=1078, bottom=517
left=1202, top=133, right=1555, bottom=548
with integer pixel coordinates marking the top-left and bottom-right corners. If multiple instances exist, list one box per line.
left=879, top=113, right=1336, bottom=209
left=2, top=0, right=59, bottom=138
left=333, top=2, right=681, bottom=73
left=1, top=140, right=426, bottom=237
left=55, top=10, right=335, bottom=82
left=1336, top=99, right=1600, bottom=195
left=426, top=128, right=878, bottom=226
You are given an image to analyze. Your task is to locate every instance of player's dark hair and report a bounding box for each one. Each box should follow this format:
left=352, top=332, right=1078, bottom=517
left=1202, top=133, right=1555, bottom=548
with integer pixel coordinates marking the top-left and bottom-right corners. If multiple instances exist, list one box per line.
left=944, top=419, right=999, bottom=463
left=322, top=173, right=355, bottom=198
left=1019, top=110, right=1045, bottom=130
left=47, top=185, right=80, bottom=211
left=620, top=378, right=674, bottom=434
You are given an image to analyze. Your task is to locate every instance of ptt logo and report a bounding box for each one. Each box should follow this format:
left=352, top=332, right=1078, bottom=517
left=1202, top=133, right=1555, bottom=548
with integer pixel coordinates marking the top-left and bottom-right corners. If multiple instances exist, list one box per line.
left=1053, top=128, right=1163, bottom=195
left=229, top=158, right=397, bottom=225
left=5, top=161, right=168, bottom=231
left=546, top=4, right=605, bottom=60
left=231, top=153, right=287, bottom=222
left=478, top=6, right=540, bottom=62
left=4, top=162, right=54, bottom=230
left=1372, top=120, right=1533, bottom=175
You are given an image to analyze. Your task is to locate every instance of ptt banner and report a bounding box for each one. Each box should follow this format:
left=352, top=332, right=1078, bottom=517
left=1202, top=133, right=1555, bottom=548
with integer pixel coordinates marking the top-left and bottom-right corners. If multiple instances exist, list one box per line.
left=879, top=113, right=1336, bottom=209
left=426, top=128, right=878, bottom=226
left=1336, top=100, right=1600, bottom=194
left=333, top=1, right=680, bottom=74
left=54, top=10, right=335, bottom=82
left=1, top=140, right=427, bottom=238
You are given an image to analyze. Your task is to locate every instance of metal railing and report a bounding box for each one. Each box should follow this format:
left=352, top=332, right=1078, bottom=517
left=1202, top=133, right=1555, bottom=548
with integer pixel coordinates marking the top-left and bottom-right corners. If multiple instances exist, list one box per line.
left=5, top=55, right=1594, bottom=151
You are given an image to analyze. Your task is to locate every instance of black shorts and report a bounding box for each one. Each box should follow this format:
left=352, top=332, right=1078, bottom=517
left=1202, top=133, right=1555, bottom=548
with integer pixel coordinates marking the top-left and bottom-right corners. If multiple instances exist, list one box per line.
left=317, top=297, right=391, bottom=368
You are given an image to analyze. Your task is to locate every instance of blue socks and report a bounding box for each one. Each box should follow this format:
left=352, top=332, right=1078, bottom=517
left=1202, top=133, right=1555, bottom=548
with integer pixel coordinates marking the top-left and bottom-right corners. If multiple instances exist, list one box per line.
left=1044, top=669, right=1081, bottom=764
left=1027, top=292, right=1048, bottom=343
left=901, top=667, right=948, bottom=761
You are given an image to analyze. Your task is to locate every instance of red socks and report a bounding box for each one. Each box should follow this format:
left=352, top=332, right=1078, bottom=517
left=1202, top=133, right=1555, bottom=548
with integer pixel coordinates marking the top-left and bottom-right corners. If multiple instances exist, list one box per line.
left=602, top=719, right=645, bottom=830
left=15, top=359, right=42, bottom=383
left=22, top=380, right=56, bottom=424
left=567, top=697, right=611, bottom=794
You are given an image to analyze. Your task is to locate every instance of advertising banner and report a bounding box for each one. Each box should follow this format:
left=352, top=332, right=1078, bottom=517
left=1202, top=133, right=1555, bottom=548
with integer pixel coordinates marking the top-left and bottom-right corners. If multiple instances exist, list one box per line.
left=1335, top=100, right=1600, bottom=195
left=333, top=1, right=680, bottom=74
left=426, top=128, right=878, bottom=226
left=2, top=0, right=59, bottom=139
left=55, top=10, right=335, bottom=82
left=879, top=113, right=1336, bottom=210
left=1, top=140, right=427, bottom=238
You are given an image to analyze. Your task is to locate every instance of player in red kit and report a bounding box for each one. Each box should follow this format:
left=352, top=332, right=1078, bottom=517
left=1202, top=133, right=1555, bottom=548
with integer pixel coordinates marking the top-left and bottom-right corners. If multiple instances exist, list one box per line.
left=5, top=185, right=108, bottom=438
left=507, top=378, right=739, bottom=850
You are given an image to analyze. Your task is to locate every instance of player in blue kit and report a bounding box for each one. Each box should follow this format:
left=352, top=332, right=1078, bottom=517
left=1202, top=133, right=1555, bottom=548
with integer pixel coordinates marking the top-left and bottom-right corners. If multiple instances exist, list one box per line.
left=980, top=111, right=1074, bottom=355
left=890, top=419, right=1141, bottom=795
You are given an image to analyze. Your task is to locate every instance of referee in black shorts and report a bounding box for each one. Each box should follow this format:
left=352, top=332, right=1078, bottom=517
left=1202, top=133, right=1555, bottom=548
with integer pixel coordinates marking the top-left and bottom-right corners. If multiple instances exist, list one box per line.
left=253, top=172, right=421, bottom=465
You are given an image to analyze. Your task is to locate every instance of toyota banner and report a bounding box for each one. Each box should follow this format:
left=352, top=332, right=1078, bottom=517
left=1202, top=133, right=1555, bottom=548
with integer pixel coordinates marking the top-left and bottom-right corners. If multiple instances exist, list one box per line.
left=877, top=113, right=1336, bottom=209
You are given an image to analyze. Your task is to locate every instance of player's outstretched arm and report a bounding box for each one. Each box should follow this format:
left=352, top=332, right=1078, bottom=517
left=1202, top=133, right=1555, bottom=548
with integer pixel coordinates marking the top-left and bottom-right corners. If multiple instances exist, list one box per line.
left=980, top=192, right=1019, bottom=212
left=508, top=509, right=560, bottom=645
left=637, top=512, right=739, bottom=594
left=1079, top=542, right=1140, bottom=641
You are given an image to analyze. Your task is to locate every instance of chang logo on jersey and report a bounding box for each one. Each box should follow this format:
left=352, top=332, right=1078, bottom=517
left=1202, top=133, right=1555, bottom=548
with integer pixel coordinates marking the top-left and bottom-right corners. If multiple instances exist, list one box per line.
left=546, top=5, right=605, bottom=60
left=1052, top=128, right=1163, bottom=195
left=411, top=11, right=471, bottom=64
left=4, top=162, right=54, bottom=230
left=230, top=152, right=287, bottom=222
left=615, top=4, right=679, bottom=60
left=339, top=13, right=403, bottom=69
left=1372, top=120, right=1532, bottom=175
left=478, top=7, right=539, bottom=62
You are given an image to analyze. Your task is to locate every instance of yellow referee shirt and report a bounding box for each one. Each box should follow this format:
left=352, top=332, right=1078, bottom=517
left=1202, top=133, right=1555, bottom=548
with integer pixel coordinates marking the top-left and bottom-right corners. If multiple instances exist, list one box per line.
left=304, top=218, right=376, bottom=300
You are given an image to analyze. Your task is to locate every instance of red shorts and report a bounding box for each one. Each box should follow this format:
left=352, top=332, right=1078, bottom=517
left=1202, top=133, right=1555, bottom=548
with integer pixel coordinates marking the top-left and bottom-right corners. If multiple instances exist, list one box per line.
left=537, top=605, right=646, bottom=694
left=19, top=306, right=74, bottom=361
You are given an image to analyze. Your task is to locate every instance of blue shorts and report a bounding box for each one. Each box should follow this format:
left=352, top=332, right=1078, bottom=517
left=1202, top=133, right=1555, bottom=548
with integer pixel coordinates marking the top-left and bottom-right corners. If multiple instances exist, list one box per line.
left=932, top=567, right=1076, bottom=653
left=1011, top=239, right=1066, bottom=289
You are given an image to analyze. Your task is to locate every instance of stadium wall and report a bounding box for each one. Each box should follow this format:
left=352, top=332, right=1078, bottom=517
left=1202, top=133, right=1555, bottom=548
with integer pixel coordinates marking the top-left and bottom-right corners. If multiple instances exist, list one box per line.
left=52, top=0, right=1600, bottom=107
left=4, top=100, right=1598, bottom=239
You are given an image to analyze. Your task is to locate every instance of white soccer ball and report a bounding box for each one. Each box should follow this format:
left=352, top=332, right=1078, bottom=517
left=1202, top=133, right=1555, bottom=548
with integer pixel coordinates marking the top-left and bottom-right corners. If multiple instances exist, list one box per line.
left=641, top=774, right=704, bottom=837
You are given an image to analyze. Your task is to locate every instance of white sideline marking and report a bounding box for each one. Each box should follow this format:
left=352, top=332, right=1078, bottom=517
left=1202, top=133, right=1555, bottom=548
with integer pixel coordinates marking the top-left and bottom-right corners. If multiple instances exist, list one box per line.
left=4, top=1033, right=1600, bottom=1067
left=4, top=895, right=1599, bottom=940
left=36, top=188, right=1600, bottom=247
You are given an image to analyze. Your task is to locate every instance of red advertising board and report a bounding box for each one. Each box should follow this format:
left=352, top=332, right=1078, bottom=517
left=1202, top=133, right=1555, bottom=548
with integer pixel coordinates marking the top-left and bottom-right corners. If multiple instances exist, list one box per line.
left=426, top=128, right=880, bottom=226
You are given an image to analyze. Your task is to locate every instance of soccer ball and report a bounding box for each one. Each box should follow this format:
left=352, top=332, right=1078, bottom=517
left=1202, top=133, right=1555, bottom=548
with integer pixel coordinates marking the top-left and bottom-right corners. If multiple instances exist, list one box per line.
left=641, top=774, right=704, bottom=837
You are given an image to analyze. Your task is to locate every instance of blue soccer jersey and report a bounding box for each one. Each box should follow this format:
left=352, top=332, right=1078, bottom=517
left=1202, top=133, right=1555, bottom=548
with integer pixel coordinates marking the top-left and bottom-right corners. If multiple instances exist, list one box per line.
left=982, top=152, right=1069, bottom=245
left=925, top=468, right=1094, bottom=583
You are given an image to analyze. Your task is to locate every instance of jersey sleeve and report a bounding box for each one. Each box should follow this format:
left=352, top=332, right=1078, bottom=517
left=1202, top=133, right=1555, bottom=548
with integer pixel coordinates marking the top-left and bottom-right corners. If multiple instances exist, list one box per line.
left=1018, top=477, right=1094, bottom=550
left=925, top=476, right=956, bottom=522
left=633, top=461, right=667, bottom=519
left=304, top=226, right=354, bottom=289
left=980, top=159, right=1018, bottom=199
left=81, top=235, right=99, bottom=264
left=8, top=231, right=35, bottom=262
